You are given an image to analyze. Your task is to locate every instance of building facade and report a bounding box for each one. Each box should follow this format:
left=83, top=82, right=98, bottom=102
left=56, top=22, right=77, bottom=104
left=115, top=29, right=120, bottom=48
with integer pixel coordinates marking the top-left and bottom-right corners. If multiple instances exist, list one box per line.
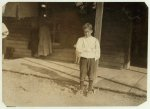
left=2, top=2, right=148, bottom=69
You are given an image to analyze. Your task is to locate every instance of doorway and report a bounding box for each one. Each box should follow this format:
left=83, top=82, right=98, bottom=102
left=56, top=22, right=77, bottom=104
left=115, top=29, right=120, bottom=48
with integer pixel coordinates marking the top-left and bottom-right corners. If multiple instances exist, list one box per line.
left=130, top=3, right=148, bottom=68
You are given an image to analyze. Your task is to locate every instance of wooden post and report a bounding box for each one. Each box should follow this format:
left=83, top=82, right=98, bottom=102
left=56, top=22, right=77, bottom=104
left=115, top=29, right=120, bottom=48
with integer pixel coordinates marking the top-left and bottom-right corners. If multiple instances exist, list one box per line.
left=124, top=22, right=133, bottom=69
left=94, top=2, right=104, bottom=41
left=94, top=2, right=104, bottom=83
left=94, top=2, right=104, bottom=66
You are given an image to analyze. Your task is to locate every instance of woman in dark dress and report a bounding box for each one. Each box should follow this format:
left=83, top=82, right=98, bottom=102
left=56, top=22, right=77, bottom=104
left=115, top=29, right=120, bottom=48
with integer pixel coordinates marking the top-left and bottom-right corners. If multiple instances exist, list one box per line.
left=28, top=18, right=39, bottom=57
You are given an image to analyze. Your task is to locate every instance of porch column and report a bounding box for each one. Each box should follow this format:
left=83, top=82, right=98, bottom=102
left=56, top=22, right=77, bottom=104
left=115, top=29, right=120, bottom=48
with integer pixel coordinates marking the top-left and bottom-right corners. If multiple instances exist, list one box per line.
left=94, top=2, right=104, bottom=82
left=94, top=2, right=104, bottom=41
left=124, top=23, right=132, bottom=69
left=94, top=2, right=104, bottom=67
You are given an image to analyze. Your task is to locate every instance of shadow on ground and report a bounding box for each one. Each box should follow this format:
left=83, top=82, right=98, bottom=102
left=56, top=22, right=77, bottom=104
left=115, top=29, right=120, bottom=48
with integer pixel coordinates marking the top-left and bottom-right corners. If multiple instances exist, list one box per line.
left=22, top=63, right=79, bottom=94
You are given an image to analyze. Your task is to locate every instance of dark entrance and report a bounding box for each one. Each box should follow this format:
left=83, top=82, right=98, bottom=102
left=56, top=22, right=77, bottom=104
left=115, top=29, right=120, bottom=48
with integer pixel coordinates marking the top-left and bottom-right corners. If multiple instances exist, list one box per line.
left=130, top=3, right=148, bottom=68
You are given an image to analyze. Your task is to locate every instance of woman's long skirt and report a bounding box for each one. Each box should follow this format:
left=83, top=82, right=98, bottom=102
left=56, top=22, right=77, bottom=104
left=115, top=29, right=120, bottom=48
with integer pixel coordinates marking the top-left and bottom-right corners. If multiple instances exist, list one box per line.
left=38, top=25, right=52, bottom=56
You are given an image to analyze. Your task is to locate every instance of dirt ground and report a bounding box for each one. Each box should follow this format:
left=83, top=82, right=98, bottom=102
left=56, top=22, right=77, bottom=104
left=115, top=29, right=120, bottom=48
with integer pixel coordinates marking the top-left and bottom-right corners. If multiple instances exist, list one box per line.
left=2, top=71, right=146, bottom=106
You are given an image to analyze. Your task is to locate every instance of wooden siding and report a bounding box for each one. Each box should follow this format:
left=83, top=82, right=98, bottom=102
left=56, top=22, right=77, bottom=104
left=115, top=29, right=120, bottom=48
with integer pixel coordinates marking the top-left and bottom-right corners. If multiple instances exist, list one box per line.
left=100, top=7, right=132, bottom=69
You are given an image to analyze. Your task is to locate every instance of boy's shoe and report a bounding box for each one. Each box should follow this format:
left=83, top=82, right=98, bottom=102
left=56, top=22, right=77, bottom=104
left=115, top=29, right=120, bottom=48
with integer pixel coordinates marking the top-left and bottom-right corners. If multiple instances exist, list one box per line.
left=86, top=89, right=95, bottom=96
left=76, top=89, right=84, bottom=95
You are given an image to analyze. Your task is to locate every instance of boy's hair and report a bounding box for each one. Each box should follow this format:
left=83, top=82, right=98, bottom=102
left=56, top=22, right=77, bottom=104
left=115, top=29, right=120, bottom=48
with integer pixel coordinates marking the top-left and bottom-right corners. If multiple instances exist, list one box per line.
left=83, top=23, right=93, bottom=31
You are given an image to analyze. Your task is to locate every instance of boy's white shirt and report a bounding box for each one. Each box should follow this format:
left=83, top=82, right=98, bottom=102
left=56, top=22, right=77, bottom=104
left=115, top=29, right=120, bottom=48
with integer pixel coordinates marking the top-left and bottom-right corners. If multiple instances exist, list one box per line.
left=2, top=23, right=9, bottom=38
left=76, top=36, right=100, bottom=61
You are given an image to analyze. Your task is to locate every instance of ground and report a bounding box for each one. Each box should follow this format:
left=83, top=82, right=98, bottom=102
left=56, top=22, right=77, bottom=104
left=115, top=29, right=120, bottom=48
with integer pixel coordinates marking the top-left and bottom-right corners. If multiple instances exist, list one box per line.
left=3, top=71, right=146, bottom=106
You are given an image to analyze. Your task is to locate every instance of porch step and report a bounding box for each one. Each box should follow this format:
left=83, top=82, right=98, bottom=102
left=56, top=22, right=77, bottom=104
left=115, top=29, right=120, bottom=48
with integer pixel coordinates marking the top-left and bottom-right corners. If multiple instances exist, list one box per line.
left=13, top=52, right=32, bottom=58
left=52, top=43, right=63, bottom=49
left=5, top=37, right=31, bottom=58
left=99, top=61, right=124, bottom=69
left=6, top=39, right=29, bottom=49
left=13, top=48, right=32, bottom=57
left=48, top=48, right=75, bottom=62
left=100, top=54, right=124, bottom=64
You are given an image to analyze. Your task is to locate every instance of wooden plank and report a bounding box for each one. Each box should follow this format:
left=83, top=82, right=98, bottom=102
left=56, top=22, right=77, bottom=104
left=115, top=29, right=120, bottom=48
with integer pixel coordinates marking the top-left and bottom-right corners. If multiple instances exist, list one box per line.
left=47, top=57, right=74, bottom=62
left=101, top=45, right=127, bottom=49
left=101, top=51, right=124, bottom=57
left=8, top=34, right=30, bottom=40
left=14, top=48, right=31, bottom=54
left=13, top=52, right=31, bottom=56
left=7, top=37, right=29, bottom=41
left=101, top=47, right=123, bottom=52
left=6, top=44, right=28, bottom=49
left=99, top=63, right=123, bottom=69
left=53, top=48, right=75, bottom=53
left=101, top=41, right=126, bottom=46
left=99, top=61, right=123, bottom=68
left=100, top=56, right=124, bottom=63
left=101, top=53, right=124, bottom=58
left=13, top=53, right=31, bottom=58
left=6, top=40, right=28, bottom=45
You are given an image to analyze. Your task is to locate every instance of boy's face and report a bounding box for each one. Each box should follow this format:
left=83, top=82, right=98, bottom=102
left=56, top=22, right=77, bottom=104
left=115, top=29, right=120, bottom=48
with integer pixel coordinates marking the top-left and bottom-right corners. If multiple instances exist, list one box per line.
left=84, top=28, right=92, bottom=37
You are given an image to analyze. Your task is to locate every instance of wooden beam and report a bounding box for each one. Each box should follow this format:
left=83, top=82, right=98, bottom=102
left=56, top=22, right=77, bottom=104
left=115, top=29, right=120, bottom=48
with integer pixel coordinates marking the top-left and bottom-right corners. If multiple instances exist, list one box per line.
left=94, top=2, right=104, bottom=41
left=94, top=2, right=104, bottom=82
left=124, top=22, right=133, bottom=69
left=94, top=2, right=104, bottom=67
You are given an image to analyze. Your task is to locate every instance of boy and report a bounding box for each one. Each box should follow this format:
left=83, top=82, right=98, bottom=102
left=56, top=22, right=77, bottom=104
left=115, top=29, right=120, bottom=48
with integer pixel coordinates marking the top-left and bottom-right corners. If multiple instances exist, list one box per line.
left=2, top=4, right=9, bottom=59
left=76, top=23, right=100, bottom=95
left=2, top=23, right=9, bottom=59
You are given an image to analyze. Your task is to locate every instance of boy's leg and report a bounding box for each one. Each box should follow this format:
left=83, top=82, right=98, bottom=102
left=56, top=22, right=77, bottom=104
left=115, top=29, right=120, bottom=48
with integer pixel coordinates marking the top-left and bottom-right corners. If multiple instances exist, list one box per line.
left=93, top=60, right=98, bottom=84
left=87, top=58, right=96, bottom=91
left=80, top=80, right=84, bottom=90
left=79, top=57, right=88, bottom=90
left=88, top=80, right=93, bottom=91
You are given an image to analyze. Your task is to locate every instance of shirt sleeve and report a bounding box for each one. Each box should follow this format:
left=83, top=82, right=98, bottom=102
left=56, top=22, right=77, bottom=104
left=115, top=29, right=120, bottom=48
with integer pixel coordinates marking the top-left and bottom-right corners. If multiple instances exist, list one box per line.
left=2, top=23, right=9, bottom=38
left=76, top=38, right=83, bottom=53
left=95, top=39, right=100, bottom=60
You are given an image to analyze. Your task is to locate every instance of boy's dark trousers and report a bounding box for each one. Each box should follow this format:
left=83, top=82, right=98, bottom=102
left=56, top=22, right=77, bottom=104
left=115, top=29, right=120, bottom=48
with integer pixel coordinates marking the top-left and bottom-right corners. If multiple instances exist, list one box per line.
left=79, top=57, right=96, bottom=91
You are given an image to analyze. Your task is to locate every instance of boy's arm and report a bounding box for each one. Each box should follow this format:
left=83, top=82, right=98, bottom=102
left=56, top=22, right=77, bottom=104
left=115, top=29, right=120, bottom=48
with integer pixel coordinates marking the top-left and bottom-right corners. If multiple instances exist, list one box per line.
left=2, top=23, right=9, bottom=38
left=95, top=39, right=100, bottom=61
left=76, top=38, right=92, bottom=53
left=76, top=38, right=82, bottom=53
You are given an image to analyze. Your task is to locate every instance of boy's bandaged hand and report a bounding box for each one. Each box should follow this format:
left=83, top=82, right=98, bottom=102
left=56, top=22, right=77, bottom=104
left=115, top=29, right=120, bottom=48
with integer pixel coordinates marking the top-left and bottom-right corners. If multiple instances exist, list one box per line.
left=95, top=56, right=100, bottom=61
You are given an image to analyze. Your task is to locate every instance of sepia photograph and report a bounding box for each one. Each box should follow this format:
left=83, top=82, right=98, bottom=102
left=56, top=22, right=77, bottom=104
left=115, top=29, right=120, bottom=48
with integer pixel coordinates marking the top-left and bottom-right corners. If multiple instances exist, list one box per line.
left=2, top=1, right=148, bottom=106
